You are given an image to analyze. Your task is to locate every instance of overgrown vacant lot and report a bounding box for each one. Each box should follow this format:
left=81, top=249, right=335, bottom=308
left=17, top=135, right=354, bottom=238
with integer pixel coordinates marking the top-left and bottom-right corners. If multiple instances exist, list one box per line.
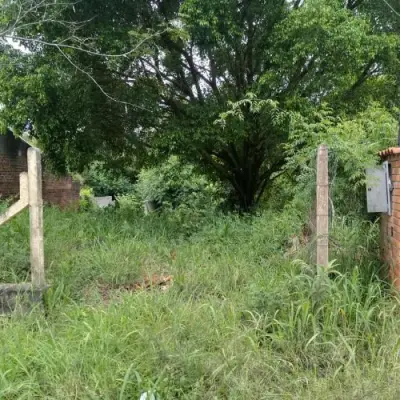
left=0, top=206, right=400, bottom=399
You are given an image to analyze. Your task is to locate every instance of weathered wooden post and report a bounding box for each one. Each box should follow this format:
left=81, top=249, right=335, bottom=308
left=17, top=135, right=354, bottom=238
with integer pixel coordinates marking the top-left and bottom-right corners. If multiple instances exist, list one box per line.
left=28, top=148, right=45, bottom=287
left=316, top=144, right=329, bottom=267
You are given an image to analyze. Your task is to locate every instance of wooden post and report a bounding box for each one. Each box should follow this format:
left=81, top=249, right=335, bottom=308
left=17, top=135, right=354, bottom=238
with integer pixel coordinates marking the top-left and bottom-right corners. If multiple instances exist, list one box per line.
left=28, top=148, right=45, bottom=287
left=316, top=145, right=329, bottom=267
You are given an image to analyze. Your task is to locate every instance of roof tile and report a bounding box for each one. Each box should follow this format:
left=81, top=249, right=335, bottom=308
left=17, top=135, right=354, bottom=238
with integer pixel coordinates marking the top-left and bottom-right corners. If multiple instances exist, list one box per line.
left=379, top=148, right=400, bottom=158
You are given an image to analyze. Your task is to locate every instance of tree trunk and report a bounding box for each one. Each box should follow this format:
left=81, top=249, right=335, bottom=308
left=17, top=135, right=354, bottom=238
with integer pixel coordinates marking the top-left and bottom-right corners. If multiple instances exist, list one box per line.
left=210, top=142, right=279, bottom=212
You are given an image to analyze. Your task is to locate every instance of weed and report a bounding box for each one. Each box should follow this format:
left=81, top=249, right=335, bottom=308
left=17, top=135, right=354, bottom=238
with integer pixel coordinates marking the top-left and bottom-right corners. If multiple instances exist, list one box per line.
left=0, top=205, right=398, bottom=398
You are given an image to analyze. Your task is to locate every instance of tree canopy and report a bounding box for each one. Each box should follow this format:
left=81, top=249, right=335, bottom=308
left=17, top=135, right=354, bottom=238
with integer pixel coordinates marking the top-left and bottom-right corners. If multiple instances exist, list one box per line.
left=0, top=0, right=399, bottom=210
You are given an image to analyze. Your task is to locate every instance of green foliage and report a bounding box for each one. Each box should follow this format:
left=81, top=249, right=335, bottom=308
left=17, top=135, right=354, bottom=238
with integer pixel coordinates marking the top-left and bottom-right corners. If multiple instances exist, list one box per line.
left=79, top=186, right=95, bottom=211
left=268, top=0, right=396, bottom=106
left=116, top=193, right=142, bottom=215
left=1, top=2, right=400, bottom=396
left=0, top=202, right=30, bottom=282
left=281, top=104, right=398, bottom=216
left=135, top=156, right=224, bottom=212
left=0, top=202, right=398, bottom=398
left=0, top=0, right=398, bottom=210
left=83, top=163, right=135, bottom=197
left=250, top=260, right=391, bottom=376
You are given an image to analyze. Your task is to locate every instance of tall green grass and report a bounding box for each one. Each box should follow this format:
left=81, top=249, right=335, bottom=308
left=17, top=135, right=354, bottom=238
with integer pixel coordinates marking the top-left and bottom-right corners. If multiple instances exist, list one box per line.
left=0, top=205, right=399, bottom=399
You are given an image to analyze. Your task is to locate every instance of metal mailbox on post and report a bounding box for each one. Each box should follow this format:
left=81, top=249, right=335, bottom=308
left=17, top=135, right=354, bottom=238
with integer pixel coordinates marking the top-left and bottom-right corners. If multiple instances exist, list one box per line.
left=366, top=161, right=392, bottom=214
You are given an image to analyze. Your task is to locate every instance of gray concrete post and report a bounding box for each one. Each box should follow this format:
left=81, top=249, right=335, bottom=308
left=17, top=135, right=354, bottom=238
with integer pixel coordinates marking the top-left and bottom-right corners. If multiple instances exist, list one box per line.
left=28, top=148, right=45, bottom=287
left=316, top=145, right=329, bottom=267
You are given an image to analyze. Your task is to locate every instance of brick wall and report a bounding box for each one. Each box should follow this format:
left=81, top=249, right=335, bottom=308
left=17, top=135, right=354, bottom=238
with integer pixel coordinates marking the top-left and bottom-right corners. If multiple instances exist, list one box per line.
left=379, top=150, right=400, bottom=290
left=42, top=175, right=80, bottom=208
left=0, top=154, right=28, bottom=199
left=0, top=154, right=80, bottom=208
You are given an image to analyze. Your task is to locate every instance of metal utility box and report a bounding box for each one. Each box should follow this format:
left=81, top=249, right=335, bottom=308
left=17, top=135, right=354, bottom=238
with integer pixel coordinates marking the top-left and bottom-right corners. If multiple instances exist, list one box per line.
left=366, top=161, right=392, bottom=214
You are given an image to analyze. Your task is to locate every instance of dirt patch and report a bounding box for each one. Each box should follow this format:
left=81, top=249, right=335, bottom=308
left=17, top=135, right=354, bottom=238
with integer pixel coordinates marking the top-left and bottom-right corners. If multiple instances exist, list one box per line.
left=97, top=274, right=173, bottom=304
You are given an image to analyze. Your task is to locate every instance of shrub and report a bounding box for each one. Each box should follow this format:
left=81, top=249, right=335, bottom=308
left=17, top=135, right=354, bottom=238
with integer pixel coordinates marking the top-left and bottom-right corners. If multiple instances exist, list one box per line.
left=82, top=162, right=135, bottom=197
left=134, top=156, right=224, bottom=212
left=79, top=186, right=95, bottom=211
left=115, top=193, right=142, bottom=215
left=275, top=104, right=398, bottom=217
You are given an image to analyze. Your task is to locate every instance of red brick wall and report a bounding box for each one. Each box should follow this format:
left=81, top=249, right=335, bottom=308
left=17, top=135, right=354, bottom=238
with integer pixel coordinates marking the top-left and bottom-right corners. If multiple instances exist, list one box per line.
left=380, top=153, right=400, bottom=290
left=0, top=154, right=27, bottom=199
left=42, top=175, right=80, bottom=208
left=0, top=154, right=80, bottom=208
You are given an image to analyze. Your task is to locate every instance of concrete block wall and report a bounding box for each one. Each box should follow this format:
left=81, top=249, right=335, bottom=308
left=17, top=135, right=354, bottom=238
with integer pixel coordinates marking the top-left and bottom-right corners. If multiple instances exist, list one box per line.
left=379, top=149, right=400, bottom=290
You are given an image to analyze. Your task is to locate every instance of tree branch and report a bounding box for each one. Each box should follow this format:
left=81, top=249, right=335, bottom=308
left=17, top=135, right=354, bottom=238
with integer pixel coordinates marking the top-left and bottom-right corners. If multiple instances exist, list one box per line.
left=182, top=46, right=204, bottom=102
left=345, top=0, right=365, bottom=10
left=382, top=0, right=400, bottom=17
left=345, top=59, right=377, bottom=96
left=141, top=57, right=195, bottom=100
left=284, top=55, right=316, bottom=95
left=293, top=0, right=304, bottom=9
left=4, top=30, right=166, bottom=58
left=57, top=46, right=151, bottom=111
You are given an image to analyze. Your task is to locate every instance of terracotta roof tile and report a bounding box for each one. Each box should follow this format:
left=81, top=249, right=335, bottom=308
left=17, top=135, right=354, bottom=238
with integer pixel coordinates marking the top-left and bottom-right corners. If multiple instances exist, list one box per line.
left=379, top=148, right=400, bottom=158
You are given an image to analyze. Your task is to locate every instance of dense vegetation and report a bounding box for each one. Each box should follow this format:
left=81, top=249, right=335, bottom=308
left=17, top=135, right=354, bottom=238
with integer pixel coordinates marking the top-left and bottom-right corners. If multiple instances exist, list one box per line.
left=0, top=0, right=399, bottom=210
left=0, top=201, right=396, bottom=399
left=0, top=0, right=400, bottom=397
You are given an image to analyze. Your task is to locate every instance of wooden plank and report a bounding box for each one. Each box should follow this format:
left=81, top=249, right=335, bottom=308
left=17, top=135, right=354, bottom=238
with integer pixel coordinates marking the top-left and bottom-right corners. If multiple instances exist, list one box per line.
left=316, top=145, right=329, bottom=267
left=28, top=148, right=45, bottom=288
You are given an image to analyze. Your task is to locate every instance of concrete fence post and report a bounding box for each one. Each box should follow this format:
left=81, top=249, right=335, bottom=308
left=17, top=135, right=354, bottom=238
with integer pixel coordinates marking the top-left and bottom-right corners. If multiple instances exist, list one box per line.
left=28, top=148, right=45, bottom=287
left=20, top=172, right=29, bottom=204
left=316, top=145, right=329, bottom=267
left=0, top=149, right=47, bottom=314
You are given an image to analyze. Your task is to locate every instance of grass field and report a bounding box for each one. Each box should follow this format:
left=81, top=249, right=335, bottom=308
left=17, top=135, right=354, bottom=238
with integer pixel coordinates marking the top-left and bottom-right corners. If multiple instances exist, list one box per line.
left=0, top=204, right=399, bottom=399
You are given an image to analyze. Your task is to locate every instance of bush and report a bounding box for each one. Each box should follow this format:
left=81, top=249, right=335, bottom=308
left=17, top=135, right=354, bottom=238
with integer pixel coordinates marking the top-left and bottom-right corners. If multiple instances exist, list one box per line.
left=134, top=156, right=224, bottom=212
left=115, top=193, right=142, bottom=215
left=82, top=162, right=135, bottom=197
left=79, top=186, right=95, bottom=211
left=277, top=104, right=398, bottom=217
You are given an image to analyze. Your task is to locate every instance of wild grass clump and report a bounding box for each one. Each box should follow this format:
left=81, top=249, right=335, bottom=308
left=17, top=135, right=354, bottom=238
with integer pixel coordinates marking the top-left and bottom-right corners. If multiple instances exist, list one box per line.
left=249, top=262, right=393, bottom=369
left=0, top=202, right=399, bottom=398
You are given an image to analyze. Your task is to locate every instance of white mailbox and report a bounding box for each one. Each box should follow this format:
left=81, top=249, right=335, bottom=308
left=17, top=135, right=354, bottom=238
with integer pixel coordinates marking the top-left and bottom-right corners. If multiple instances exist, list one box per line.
left=366, top=161, right=392, bottom=214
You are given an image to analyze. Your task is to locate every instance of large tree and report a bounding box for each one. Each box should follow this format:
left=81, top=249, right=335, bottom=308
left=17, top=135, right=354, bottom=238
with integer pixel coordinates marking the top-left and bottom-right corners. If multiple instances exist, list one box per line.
left=0, top=0, right=398, bottom=210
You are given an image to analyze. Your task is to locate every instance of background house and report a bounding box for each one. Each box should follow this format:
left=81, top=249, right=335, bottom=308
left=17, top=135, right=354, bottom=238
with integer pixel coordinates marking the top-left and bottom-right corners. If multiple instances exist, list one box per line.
left=0, top=130, right=80, bottom=207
